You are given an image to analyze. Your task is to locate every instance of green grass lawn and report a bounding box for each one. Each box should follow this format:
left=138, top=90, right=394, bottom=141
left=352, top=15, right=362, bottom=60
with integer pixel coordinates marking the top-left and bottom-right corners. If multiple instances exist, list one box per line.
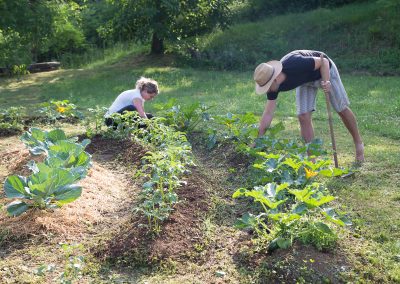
left=1, top=53, right=399, bottom=281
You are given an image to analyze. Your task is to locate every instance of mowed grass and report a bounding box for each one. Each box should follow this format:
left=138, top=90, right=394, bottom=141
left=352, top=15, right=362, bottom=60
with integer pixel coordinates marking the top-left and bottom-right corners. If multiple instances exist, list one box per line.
left=1, top=53, right=399, bottom=281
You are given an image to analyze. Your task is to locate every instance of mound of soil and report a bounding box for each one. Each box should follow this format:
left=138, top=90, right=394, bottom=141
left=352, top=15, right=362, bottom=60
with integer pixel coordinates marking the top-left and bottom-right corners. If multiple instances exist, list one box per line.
left=0, top=135, right=146, bottom=246
left=0, top=127, right=23, bottom=138
left=1, top=134, right=212, bottom=268
left=97, top=166, right=212, bottom=263
left=83, top=134, right=147, bottom=166
left=150, top=169, right=210, bottom=260
left=232, top=240, right=350, bottom=283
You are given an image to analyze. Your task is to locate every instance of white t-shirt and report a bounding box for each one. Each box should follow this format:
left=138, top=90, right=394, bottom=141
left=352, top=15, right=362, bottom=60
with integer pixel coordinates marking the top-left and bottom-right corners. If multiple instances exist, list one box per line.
left=105, top=89, right=144, bottom=117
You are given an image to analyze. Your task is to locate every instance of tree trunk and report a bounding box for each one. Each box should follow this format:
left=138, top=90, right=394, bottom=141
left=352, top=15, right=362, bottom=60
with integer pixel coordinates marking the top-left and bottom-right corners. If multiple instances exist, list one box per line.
left=151, top=33, right=164, bottom=54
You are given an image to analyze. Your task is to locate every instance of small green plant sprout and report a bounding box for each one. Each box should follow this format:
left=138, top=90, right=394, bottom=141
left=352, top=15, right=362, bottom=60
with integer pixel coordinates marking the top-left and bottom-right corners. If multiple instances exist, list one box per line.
left=83, top=106, right=108, bottom=137
left=59, top=243, right=85, bottom=284
left=4, top=163, right=82, bottom=216
left=34, top=264, right=56, bottom=277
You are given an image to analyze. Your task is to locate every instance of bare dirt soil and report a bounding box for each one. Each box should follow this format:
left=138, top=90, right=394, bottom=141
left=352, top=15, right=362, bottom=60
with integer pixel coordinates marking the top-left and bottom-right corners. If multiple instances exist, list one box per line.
left=0, top=134, right=214, bottom=282
left=0, top=133, right=358, bottom=283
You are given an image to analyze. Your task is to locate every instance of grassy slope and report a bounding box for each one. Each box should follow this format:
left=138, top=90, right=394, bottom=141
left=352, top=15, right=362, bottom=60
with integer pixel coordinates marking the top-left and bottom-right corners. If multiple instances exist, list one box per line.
left=194, top=1, right=400, bottom=74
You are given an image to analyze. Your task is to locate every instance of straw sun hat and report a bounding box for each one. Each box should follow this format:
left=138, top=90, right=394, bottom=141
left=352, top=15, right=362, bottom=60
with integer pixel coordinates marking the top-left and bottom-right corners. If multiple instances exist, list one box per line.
left=254, top=60, right=283, bottom=94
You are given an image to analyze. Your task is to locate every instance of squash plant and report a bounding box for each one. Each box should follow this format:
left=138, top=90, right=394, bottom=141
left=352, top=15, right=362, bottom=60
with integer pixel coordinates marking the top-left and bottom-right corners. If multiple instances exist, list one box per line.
left=0, top=106, right=26, bottom=135
left=38, top=100, right=84, bottom=123
left=230, top=121, right=350, bottom=251
left=251, top=150, right=347, bottom=186
left=233, top=181, right=349, bottom=251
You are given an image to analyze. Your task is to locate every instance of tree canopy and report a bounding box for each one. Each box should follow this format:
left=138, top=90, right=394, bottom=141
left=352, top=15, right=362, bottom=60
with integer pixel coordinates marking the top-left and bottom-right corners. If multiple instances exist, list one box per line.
left=0, top=0, right=232, bottom=69
left=0, top=0, right=373, bottom=70
left=94, top=0, right=232, bottom=54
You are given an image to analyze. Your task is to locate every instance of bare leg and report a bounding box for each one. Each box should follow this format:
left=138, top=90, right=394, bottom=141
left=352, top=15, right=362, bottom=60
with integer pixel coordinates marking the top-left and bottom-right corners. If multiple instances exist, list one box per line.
left=337, top=107, right=364, bottom=162
left=298, top=112, right=314, bottom=143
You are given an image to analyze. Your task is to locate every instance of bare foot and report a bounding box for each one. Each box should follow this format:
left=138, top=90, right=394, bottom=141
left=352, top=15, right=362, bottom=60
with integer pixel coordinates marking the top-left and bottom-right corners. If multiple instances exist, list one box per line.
left=355, top=143, right=364, bottom=162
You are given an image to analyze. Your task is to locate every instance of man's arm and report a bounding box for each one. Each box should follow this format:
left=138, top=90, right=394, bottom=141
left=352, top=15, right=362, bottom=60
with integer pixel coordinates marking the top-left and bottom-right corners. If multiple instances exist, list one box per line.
left=258, top=99, right=277, bottom=137
left=313, top=56, right=331, bottom=93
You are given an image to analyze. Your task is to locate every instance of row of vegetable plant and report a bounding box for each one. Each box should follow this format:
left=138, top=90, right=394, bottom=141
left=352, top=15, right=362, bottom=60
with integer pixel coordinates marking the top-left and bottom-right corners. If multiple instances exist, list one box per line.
left=102, top=111, right=195, bottom=233
left=153, top=101, right=354, bottom=251
left=3, top=127, right=92, bottom=216
left=0, top=100, right=84, bottom=135
left=209, top=114, right=351, bottom=251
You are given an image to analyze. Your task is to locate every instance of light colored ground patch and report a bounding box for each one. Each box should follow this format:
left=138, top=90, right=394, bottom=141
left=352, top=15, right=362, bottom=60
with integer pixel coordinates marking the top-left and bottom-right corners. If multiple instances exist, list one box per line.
left=0, top=134, right=140, bottom=283
left=0, top=161, right=134, bottom=238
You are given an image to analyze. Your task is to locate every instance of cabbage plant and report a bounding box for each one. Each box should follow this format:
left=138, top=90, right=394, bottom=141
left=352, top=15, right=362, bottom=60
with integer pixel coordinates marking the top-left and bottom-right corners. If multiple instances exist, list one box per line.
left=45, top=140, right=91, bottom=179
left=20, top=128, right=70, bottom=155
left=4, top=163, right=82, bottom=216
left=3, top=127, right=92, bottom=217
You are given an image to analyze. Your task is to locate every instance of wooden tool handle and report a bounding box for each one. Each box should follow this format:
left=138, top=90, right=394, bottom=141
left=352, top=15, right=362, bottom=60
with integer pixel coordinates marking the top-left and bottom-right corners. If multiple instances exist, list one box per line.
left=320, top=54, right=339, bottom=168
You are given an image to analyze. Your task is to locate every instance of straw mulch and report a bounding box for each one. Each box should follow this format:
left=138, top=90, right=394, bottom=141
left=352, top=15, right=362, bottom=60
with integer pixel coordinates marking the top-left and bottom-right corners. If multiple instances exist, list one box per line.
left=0, top=136, right=142, bottom=244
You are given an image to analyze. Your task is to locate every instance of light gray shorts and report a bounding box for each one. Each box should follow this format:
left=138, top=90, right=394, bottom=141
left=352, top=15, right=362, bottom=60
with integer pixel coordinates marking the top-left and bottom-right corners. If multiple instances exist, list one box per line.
left=295, top=61, right=350, bottom=115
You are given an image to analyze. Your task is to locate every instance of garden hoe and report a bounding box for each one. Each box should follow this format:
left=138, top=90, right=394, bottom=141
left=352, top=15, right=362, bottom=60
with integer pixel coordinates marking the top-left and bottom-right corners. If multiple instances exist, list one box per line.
left=320, top=54, right=339, bottom=168
left=320, top=54, right=356, bottom=179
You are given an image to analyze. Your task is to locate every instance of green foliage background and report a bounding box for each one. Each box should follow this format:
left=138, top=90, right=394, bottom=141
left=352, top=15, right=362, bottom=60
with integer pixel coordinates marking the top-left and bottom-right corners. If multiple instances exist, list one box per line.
left=2, top=0, right=399, bottom=75
left=181, top=0, right=400, bottom=74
